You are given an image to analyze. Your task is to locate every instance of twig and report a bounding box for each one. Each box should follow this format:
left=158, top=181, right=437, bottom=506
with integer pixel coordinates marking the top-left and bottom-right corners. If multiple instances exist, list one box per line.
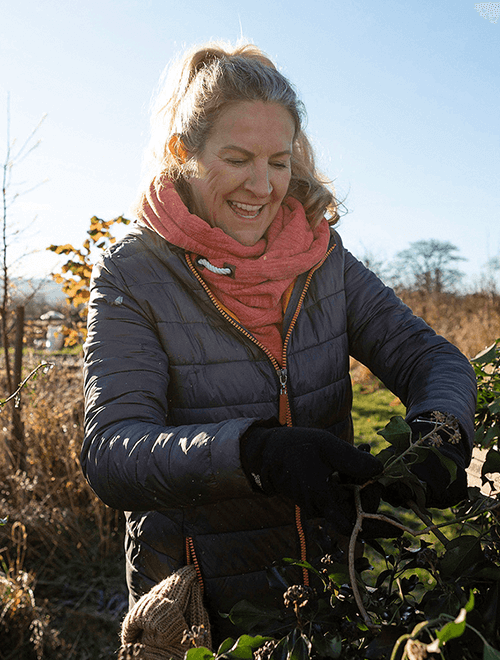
left=378, top=417, right=457, bottom=478
left=347, top=488, right=500, bottom=627
left=359, top=424, right=442, bottom=493
left=348, top=416, right=500, bottom=627
left=361, top=499, right=500, bottom=540
left=413, top=501, right=500, bottom=534
left=408, top=501, right=450, bottom=546
left=0, top=361, right=54, bottom=408
left=348, top=488, right=379, bottom=629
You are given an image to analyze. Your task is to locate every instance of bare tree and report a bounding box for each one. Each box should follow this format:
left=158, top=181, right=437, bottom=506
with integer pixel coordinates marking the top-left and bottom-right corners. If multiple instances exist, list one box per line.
left=486, top=255, right=500, bottom=280
left=391, top=239, right=466, bottom=294
left=2, top=95, right=47, bottom=391
left=479, top=255, right=500, bottom=297
left=360, top=249, right=390, bottom=283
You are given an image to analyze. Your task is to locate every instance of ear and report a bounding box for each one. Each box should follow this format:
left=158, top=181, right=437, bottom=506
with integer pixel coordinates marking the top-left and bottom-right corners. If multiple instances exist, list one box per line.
left=168, top=134, right=190, bottom=164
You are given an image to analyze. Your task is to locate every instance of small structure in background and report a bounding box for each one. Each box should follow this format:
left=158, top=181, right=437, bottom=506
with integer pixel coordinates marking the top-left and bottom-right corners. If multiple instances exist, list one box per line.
left=39, top=310, right=65, bottom=351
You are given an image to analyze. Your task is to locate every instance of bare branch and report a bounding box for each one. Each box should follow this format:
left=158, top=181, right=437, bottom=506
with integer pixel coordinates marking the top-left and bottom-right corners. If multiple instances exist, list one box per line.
left=0, top=362, right=54, bottom=408
left=348, top=488, right=380, bottom=629
left=1, top=95, right=47, bottom=390
left=11, top=113, right=47, bottom=163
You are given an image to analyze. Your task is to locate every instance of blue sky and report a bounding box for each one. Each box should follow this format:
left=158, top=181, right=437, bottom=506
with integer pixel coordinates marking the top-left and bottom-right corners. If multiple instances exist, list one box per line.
left=1, top=0, right=499, bottom=286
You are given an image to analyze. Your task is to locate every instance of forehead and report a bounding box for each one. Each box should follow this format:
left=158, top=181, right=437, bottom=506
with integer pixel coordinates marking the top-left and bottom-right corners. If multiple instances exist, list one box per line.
left=206, top=101, right=295, bottom=151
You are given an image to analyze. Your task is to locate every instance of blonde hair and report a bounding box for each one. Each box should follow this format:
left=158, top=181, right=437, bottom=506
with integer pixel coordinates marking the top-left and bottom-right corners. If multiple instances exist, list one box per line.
left=135, top=42, right=339, bottom=227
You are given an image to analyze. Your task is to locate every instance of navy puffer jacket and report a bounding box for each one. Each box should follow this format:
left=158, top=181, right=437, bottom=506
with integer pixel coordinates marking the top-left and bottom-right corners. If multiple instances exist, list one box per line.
left=82, top=224, right=476, bottom=639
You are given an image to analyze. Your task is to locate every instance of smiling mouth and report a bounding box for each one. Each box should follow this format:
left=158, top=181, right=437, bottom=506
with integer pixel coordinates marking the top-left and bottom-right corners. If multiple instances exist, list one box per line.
left=227, top=200, right=264, bottom=219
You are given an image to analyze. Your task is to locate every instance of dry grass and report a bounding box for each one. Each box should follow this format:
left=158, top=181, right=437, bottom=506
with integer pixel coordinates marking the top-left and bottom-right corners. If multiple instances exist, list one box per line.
left=0, top=291, right=498, bottom=658
left=396, top=289, right=500, bottom=358
left=350, top=290, right=500, bottom=387
left=0, top=351, right=126, bottom=659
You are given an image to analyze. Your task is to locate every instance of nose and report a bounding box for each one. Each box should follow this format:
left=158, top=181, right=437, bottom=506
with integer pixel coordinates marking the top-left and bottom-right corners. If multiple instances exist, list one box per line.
left=244, top=163, right=273, bottom=198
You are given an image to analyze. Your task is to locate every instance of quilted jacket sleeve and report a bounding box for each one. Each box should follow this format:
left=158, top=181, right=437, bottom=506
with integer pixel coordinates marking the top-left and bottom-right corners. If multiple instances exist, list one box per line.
left=81, top=252, right=257, bottom=512
left=342, top=243, right=477, bottom=466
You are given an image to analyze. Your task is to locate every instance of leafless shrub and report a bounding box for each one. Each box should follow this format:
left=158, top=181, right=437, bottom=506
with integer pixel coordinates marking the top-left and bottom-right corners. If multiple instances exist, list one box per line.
left=0, top=522, right=65, bottom=658
left=0, top=351, right=126, bottom=657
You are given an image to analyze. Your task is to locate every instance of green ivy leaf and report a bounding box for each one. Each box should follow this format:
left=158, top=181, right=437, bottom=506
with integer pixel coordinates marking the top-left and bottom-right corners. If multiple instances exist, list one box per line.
left=474, top=424, right=486, bottom=445
left=323, top=562, right=350, bottom=587
left=436, top=608, right=467, bottom=644
left=377, top=416, right=412, bottom=452
left=356, top=621, right=370, bottom=632
left=282, top=557, right=320, bottom=577
left=379, top=460, right=428, bottom=510
left=473, top=565, right=500, bottom=581
left=380, top=456, right=413, bottom=482
left=482, top=447, right=500, bottom=479
left=439, top=536, right=483, bottom=578
left=420, top=589, right=461, bottom=619
left=410, top=445, right=430, bottom=465
left=482, top=427, right=500, bottom=448
left=375, top=447, right=395, bottom=466
left=221, top=635, right=273, bottom=660
left=354, top=556, right=372, bottom=573
left=471, top=342, right=498, bottom=366
left=465, top=591, right=475, bottom=613
left=311, top=634, right=342, bottom=659
left=271, top=636, right=289, bottom=660
left=226, top=601, right=284, bottom=633
left=488, top=399, right=500, bottom=414
left=430, top=447, right=457, bottom=484
left=217, top=639, right=236, bottom=655
left=186, top=647, right=215, bottom=660
left=483, top=642, right=500, bottom=659
left=288, top=635, right=311, bottom=660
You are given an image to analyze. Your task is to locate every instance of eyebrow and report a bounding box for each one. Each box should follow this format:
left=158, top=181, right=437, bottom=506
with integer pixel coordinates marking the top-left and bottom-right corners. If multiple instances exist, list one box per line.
left=220, top=145, right=292, bottom=158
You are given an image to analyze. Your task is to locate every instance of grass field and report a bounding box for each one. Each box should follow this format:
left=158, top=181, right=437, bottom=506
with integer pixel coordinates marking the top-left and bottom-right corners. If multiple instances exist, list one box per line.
left=351, top=381, right=406, bottom=448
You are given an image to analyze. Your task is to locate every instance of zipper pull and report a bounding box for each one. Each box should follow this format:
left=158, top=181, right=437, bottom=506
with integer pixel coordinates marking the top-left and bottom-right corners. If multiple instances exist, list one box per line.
left=278, top=368, right=289, bottom=426
left=279, top=368, right=288, bottom=394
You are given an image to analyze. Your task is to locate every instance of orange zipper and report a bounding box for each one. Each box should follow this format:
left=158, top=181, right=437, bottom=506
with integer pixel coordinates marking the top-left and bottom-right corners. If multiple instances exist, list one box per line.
left=185, top=252, right=283, bottom=368
left=279, top=244, right=336, bottom=427
left=185, top=244, right=336, bottom=587
left=279, top=245, right=336, bottom=585
left=186, top=535, right=204, bottom=593
left=185, top=246, right=335, bottom=423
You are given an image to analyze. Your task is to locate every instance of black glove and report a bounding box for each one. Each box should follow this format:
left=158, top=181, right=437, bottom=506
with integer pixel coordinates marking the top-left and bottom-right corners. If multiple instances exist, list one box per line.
left=240, top=425, right=401, bottom=538
left=383, top=416, right=468, bottom=509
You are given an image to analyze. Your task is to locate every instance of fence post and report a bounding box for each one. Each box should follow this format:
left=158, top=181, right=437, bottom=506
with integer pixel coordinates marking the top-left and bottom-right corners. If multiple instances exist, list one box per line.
left=11, top=305, right=26, bottom=471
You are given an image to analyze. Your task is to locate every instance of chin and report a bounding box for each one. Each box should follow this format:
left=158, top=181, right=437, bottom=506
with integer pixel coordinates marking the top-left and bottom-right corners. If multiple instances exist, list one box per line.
left=231, top=232, right=264, bottom=246
left=227, top=221, right=271, bottom=247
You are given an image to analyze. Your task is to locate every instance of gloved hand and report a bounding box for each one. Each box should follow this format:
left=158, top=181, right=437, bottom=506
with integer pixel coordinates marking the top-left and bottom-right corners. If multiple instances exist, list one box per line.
left=240, top=425, right=401, bottom=538
left=382, top=415, right=468, bottom=509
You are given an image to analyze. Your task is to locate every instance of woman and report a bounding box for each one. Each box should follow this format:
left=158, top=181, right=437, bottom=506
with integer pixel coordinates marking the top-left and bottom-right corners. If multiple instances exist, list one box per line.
left=81, top=43, right=476, bottom=644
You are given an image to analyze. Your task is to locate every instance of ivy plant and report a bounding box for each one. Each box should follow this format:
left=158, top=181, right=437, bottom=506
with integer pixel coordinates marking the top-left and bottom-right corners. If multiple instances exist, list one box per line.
left=184, top=341, right=500, bottom=660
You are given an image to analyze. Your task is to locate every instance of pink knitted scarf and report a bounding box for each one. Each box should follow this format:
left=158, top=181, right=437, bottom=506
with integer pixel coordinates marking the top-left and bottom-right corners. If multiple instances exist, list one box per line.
left=138, top=182, right=330, bottom=363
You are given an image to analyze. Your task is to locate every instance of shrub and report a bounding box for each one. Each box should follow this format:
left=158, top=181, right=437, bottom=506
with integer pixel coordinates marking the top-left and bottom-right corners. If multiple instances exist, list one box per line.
left=184, top=343, right=500, bottom=660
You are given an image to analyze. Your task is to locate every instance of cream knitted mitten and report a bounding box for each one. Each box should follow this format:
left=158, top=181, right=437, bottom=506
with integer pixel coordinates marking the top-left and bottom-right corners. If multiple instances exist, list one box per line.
left=120, top=565, right=211, bottom=660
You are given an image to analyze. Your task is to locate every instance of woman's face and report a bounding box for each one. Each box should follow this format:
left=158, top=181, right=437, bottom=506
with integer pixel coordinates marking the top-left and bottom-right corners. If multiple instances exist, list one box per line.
left=188, top=101, right=295, bottom=246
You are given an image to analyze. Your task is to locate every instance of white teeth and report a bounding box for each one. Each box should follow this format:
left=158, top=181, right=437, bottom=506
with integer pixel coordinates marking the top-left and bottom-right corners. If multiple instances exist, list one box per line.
left=229, top=201, right=263, bottom=213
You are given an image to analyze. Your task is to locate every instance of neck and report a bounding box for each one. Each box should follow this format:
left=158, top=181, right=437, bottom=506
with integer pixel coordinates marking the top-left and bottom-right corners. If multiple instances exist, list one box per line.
left=173, top=178, right=194, bottom=214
